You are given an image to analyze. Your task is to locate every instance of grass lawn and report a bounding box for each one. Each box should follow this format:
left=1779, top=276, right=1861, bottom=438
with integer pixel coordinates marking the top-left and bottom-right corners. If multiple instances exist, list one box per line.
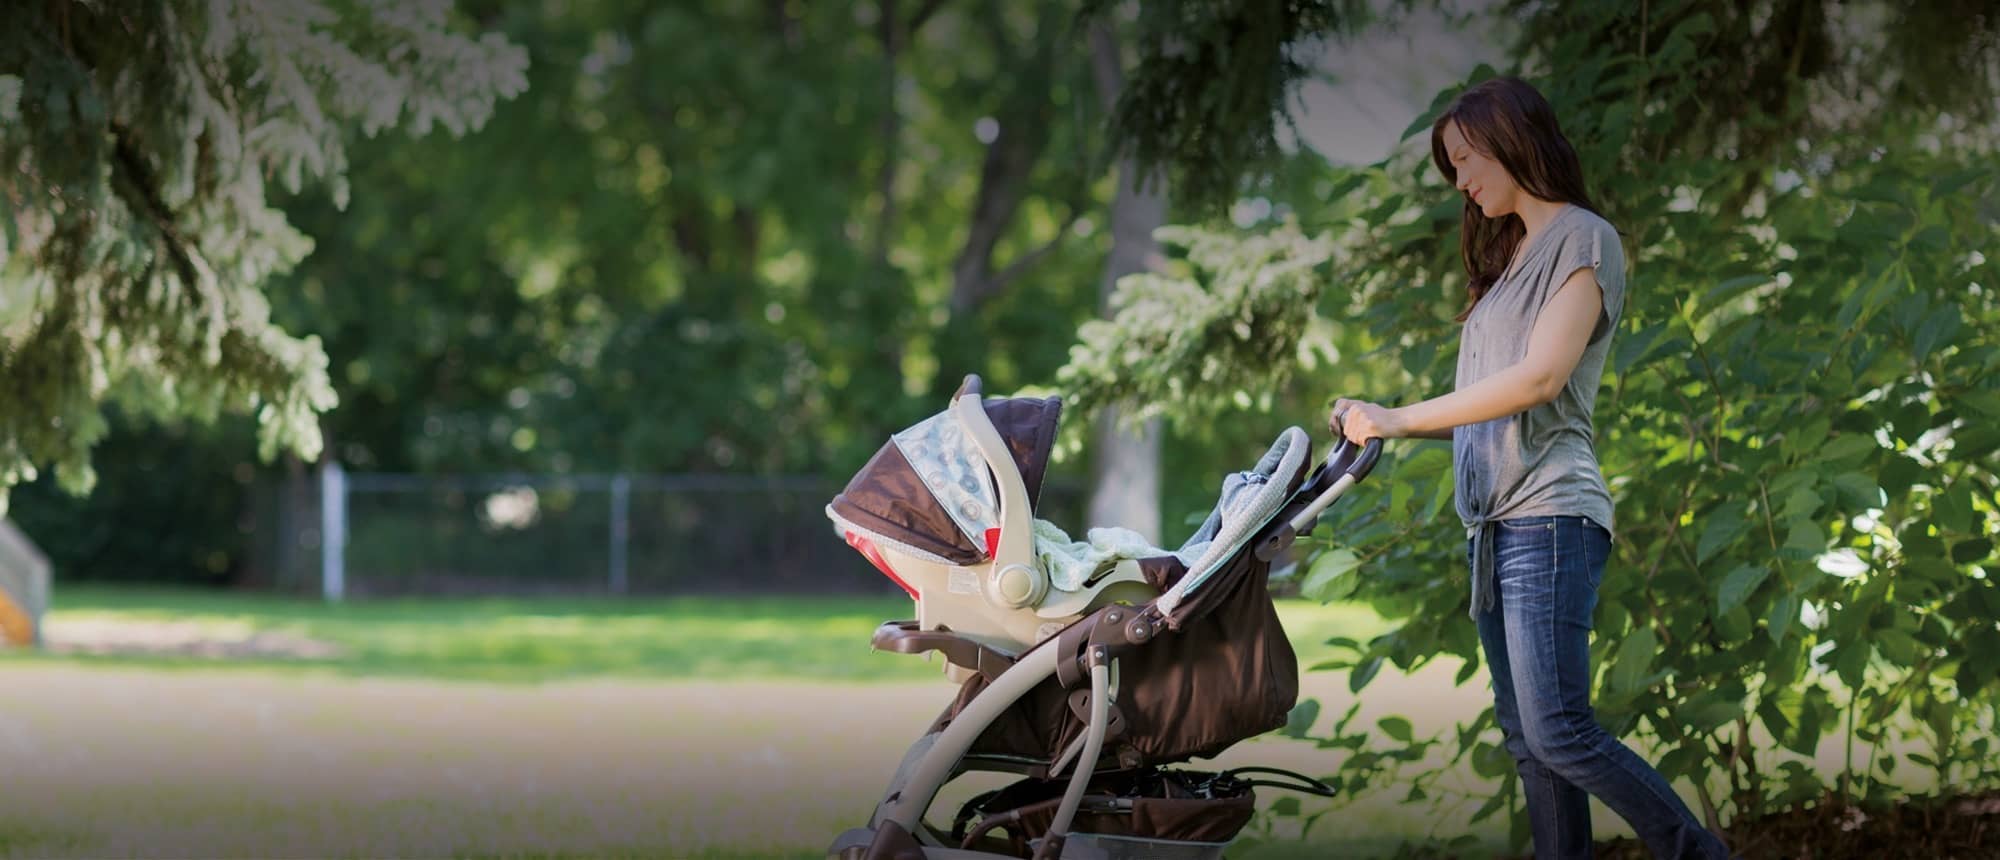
left=6, top=585, right=1396, bottom=683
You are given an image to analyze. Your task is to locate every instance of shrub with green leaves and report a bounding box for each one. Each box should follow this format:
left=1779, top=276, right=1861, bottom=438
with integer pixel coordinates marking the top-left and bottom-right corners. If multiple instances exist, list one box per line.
left=1070, top=0, right=2000, bottom=847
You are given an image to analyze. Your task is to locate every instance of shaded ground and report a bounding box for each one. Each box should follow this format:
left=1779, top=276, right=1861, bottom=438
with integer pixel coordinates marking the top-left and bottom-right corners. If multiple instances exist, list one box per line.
left=6, top=589, right=1991, bottom=859
left=1485, top=792, right=2000, bottom=859
left=0, top=662, right=1500, bottom=859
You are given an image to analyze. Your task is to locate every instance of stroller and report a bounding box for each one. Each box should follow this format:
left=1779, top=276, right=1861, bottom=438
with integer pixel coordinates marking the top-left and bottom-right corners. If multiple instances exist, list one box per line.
left=825, top=375, right=1381, bottom=860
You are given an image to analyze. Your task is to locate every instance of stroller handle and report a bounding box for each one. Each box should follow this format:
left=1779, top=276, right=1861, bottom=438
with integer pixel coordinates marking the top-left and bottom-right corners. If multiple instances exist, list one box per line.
left=1285, top=436, right=1383, bottom=534
left=1328, top=435, right=1383, bottom=481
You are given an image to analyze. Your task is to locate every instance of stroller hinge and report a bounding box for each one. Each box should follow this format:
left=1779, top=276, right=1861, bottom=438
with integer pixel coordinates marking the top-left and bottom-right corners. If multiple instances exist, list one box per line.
left=1029, top=832, right=1067, bottom=860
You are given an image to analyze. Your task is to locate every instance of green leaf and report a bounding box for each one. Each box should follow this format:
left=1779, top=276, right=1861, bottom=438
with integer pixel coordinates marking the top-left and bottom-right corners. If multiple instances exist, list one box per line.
left=1758, top=694, right=1794, bottom=741
left=1698, top=503, right=1752, bottom=564
left=1911, top=225, right=1951, bottom=250
left=1931, top=165, right=1990, bottom=199
left=1389, top=478, right=1415, bottom=517
left=1676, top=693, right=1746, bottom=734
left=1835, top=281, right=1874, bottom=332
left=1915, top=305, right=1962, bottom=363
left=1700, top=274, right=1770, bottom=315
left=1300, top=548, right=1362, bottom=603
left=1471, top=741, right=1511, bottom=780
left=1781, top=520, right=1827, bottom=562
left=1715, top=604, right=1753, bottom=641
left=1271, top=796, right=1301, bottom=817
left=1820, top=434, right=1877, bottom=462
left=1613, top=322, right=1670, bottom=375
left=1879, top=455, right=1923, bottom=496
left=1612, top=625, right=1658, bottom=692
left=1324, top=171, right=1369, bottom=203
left=1657, top=744, right=1706, bottom=779
left=1781, top=486, right=1824, bottom=521
left=1957, top=629, right=2000, bottom=698
left=1953, top=538, right=1994, bottom=565
left=1716, top=564, right=1771, bottom=616
left=1283, top=698, right=1321, bottom=739
left=1470, top=785, right=1509, bottom=820
left=1768, top=593, right=1801, bottom=645
left=1398, top=86, right=1458, bottom=142
left=1787, top=688, right=1830, bottom=756
left=1850, top=173, right=1913, bottom=206
left=1936, top=483, right=1977, bottom=533
left=1957, top=388, right=2000, bottom=418
left=1876, top=628, right=1924, bottom=666
left=1792, top=419, right=1831, bottom=455
left=1770, top=468, right=1819, bottom=500
left=1378, top=716, right=1414, bottom=743
left=1833, top=641, right=1871, bottom=689
left=1349, top=656, right=1383, bottom=693
left=1831, top=472, right=1881, bottom=509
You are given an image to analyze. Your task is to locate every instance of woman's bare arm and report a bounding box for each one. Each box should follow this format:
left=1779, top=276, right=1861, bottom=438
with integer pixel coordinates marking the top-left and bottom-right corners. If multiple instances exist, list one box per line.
left=1392, top=268, right=1603, bottom=436
left=1333, top=267, right=1603, bottom=445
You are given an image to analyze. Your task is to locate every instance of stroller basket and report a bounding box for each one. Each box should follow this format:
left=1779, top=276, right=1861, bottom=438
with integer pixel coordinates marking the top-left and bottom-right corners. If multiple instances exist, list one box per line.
left=955, top=767, right=1325, bottom=860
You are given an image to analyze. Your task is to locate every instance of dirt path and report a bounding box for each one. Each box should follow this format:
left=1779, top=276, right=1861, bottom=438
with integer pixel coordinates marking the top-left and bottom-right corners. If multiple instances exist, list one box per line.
left=38, top=616, right=342, bottom=659
left=0, top=662, right=1507, bottom=858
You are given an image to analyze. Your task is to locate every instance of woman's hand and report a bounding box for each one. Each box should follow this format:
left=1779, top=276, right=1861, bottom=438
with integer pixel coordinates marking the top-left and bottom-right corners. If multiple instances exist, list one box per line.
left=1329, top=398, right=1406, bottom=445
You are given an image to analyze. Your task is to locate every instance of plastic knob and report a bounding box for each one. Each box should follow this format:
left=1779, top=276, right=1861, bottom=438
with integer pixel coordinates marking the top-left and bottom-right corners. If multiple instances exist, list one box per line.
left=989, top=563, right=1045, bottom=608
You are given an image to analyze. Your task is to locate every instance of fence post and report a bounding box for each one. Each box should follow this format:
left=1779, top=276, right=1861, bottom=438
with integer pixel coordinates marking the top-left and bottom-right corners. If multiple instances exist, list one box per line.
left=609, top=474, right=630, bottom=594
left=321, top=459, right=347, bottom=602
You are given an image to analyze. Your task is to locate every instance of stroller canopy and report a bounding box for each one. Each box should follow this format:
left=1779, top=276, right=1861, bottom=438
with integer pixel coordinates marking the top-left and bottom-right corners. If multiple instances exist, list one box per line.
left=829, top=393, right=1062, bottom=566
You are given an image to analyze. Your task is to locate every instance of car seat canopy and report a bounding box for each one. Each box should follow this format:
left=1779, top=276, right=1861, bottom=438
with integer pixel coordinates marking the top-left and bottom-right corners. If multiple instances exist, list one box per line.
left=829, top=395, right=1061, bottom=568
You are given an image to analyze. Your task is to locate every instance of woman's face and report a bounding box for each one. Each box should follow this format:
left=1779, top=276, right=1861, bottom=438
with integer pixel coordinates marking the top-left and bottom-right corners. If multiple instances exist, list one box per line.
left=1440, top=120, right=1520, bottom=218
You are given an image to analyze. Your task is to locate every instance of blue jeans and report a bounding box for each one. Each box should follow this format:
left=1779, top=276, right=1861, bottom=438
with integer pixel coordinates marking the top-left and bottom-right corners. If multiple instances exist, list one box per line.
left=1475, top=516, right=1733, bottom=860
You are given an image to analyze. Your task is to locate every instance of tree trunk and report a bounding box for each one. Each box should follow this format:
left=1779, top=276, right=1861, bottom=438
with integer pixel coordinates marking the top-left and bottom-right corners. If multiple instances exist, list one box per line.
left=1084, top=21, right=1166, bottom=543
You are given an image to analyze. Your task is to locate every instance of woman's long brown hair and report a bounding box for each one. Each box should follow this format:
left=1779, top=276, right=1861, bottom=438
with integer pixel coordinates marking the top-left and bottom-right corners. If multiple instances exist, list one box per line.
left=1429, top=77, right=1600, bottom=321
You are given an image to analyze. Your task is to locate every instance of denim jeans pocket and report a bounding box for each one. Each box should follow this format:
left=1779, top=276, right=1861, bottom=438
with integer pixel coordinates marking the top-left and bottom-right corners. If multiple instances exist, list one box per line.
left=1494, top=518, right=1557, bottom=585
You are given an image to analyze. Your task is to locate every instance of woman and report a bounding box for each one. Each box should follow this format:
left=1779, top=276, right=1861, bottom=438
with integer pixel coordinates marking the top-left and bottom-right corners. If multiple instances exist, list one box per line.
left=1329, top=77, right=1734, bottom=860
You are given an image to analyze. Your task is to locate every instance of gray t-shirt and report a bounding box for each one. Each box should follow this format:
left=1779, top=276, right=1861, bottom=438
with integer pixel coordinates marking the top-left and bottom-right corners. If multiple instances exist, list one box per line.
left=1453, top=203, right=1626, bottom=617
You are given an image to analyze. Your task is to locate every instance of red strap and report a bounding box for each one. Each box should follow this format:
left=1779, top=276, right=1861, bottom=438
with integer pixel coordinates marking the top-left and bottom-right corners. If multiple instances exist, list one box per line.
left=845, top=531, right=917, bottom=599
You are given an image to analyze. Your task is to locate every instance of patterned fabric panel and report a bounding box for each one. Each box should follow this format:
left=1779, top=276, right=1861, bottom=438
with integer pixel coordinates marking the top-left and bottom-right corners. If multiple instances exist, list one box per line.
left=892, top=410, right=1001, bottom=555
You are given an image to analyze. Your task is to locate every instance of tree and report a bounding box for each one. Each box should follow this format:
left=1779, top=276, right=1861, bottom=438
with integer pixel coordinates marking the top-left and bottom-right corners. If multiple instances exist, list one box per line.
left=1082, top=19, right=1169, bottom=542
left=1068, top=0, right=2000, bottom=848
left=0, top=0, right=526, bottom=507
left=9, top=1, right=1152, bottom=584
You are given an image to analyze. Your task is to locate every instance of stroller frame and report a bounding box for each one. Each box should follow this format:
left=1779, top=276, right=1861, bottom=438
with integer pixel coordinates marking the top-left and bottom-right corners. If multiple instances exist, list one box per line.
left=829, top=376, right=1381, bottom=860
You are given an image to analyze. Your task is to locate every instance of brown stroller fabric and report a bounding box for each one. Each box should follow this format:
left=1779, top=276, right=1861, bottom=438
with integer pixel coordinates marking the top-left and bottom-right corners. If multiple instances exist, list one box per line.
left=952, top=768, right=1258, bottom=856
left=929, top=523, right=1302, bottom=770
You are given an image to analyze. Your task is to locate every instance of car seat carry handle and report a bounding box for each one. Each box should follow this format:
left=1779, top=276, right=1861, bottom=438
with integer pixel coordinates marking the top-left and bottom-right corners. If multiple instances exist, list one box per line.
left=955, top=374, right=983, bottom=399
left=950, top=374, right=1036, bottom=569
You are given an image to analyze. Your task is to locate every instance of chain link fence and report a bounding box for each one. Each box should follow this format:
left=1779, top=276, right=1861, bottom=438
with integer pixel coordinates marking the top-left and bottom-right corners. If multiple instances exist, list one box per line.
left=249, top=467, right=1084, bottom=598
